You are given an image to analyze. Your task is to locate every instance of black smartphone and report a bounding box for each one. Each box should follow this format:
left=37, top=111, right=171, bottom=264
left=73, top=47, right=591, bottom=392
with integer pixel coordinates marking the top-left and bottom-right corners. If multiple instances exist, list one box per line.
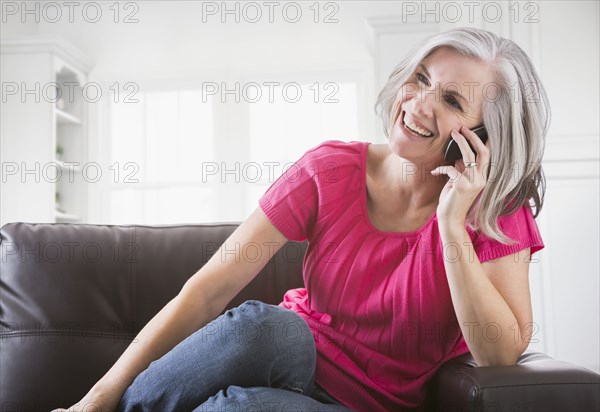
left=443, top=125, right=488, bottom=163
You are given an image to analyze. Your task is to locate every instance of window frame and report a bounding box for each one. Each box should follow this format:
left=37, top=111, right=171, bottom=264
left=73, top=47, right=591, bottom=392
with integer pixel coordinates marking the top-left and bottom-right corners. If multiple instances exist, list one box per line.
left=88, top=65, right=371, bottom=224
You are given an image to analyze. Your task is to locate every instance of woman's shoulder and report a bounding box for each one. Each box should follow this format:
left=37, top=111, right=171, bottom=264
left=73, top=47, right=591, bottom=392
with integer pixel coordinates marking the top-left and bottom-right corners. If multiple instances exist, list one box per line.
left=470, top=202, right=545, bottom=258
left=497, top=202, right=539, bottom=228
left=305, top=139, right=367, bottom=157
left=298, top=139, right=368, bottom=170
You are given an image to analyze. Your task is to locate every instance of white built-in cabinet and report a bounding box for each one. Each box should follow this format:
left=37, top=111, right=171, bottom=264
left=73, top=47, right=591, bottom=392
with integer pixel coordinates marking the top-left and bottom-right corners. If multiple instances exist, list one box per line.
left=0, top=37, right=92, bottom=226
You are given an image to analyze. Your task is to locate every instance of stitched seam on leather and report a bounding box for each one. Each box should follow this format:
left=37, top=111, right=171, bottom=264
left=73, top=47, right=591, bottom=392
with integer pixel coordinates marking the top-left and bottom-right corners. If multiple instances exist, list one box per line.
left=478, top=382, right=600, bottom=389
left=447, top=366, right=482, bottom=401
left=444, top=366, right=598, bottom=390
left=1, top=330, right=137, bottom=339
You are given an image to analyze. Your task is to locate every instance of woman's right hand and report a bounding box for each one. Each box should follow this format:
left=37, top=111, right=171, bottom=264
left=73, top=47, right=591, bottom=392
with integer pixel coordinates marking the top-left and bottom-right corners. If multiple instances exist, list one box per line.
left=50, top=390, right=121, bottom=412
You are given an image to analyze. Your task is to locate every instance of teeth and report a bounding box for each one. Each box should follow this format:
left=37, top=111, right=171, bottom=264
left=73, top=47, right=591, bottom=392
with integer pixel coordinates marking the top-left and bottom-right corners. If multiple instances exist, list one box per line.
left=403, top=115, right=433, bottom=137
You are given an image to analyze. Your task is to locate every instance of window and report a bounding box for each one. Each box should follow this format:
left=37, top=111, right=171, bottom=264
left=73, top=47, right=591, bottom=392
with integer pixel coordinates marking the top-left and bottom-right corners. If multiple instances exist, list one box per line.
left=108, top=89, right=214, bottom=224
left=246, top=81, right=359, bottom=218
left=103, top=76, right=361, bottom=224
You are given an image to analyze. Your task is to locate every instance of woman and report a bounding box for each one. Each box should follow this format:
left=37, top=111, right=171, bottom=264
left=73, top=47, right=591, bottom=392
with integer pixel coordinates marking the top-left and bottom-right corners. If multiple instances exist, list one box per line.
left=54, top=27, right=550, bottom=412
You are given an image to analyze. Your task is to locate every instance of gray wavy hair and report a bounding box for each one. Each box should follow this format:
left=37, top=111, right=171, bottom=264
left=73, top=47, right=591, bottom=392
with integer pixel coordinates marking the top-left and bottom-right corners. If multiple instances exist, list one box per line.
left=375, top=27, right=551, bottom=245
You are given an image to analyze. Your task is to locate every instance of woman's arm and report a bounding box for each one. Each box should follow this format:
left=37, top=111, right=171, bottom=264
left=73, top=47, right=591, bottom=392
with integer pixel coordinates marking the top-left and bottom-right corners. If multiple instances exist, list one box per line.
left=438, top=221, right=533, bottom=367
left=54, top=207, right=288, bottom=411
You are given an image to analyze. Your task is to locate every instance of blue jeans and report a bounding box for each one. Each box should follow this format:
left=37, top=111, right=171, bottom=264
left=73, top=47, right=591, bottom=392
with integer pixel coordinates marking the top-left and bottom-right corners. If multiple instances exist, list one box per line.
left=118, top=300, right=356, bottom=411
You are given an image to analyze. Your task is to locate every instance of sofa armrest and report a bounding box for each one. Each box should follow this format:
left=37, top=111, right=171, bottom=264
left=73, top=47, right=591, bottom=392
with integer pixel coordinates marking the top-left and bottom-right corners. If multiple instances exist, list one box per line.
left=428, top=351, right=600, bottom=412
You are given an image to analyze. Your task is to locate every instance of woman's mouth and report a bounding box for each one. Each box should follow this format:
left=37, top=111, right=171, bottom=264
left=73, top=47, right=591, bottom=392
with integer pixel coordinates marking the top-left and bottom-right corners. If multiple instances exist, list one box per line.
left=398, top=110, right=434, bottom=138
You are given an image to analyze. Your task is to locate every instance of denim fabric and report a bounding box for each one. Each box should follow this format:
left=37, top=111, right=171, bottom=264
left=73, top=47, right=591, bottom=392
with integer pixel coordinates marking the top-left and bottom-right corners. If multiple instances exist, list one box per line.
left=118, top=300, right=355, bottom=411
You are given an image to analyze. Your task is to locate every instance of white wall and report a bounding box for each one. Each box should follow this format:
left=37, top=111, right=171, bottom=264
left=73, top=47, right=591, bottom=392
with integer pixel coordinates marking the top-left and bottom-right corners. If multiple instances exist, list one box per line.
left=2, top=1, right=598, bottom=373
left=534, top=0, right=599, bottom=375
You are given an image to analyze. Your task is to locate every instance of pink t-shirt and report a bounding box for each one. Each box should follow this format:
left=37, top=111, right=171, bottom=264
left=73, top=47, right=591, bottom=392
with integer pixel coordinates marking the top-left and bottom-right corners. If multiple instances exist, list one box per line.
left=258, top=140, right=545, bottom=411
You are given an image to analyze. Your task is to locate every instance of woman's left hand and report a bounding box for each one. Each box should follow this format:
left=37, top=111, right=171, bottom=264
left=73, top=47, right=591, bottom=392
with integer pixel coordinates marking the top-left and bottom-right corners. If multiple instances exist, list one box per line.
left=430, top=125, right=491, bottom=226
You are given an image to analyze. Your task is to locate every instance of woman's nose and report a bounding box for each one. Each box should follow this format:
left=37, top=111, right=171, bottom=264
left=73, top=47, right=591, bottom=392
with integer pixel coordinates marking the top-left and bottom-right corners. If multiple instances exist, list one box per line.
left=412, top=97, right=433, bottom=119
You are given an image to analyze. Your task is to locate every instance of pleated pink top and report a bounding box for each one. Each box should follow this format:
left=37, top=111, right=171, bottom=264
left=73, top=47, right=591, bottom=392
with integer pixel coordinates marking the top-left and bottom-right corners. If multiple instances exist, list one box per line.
left=258, top=140, right=545, bottom=411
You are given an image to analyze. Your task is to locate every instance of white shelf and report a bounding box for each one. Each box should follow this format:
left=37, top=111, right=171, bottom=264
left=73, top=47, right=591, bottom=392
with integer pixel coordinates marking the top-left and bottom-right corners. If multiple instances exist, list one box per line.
left=53, top=53, right=87, bottom=225
left=55, top=108, right=81, bottom=125
left=54, top=160, right=82, bottom=172
left=1, top=38, right=90, bottom=226
left=55, top=209, right=80, bottom=222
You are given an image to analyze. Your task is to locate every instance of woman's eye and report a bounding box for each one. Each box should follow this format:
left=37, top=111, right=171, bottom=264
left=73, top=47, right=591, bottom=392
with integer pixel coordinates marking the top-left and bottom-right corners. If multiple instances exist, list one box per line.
left=446, top=96, right=462, bottom=110
left=416, top=72, right=428, bottom=85
left=415, top=72, right=462, bottom=111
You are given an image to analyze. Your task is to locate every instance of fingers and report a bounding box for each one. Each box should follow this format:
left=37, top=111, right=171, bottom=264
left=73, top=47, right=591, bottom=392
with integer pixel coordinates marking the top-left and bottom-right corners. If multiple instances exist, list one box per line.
left=431, top=165, right=461, bottom=182
left=459, top=125, right=490, bottom=165
left=451, top=129, right=476, bottom=166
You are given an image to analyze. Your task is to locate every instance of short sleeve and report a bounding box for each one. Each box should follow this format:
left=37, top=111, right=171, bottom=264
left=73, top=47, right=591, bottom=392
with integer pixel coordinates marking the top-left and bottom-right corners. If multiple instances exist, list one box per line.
left=258, top=144, right=322, bottom=242
left=472, top=204, right=545, bottom=263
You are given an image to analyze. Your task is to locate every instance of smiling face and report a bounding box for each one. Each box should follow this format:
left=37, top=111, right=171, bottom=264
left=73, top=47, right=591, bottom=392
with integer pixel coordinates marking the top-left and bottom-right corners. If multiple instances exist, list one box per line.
left=388, top=46, right=496, bottom=166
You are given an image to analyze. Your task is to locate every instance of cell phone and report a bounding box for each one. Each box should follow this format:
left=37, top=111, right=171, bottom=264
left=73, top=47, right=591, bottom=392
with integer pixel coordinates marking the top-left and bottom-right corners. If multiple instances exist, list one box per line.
left=443, top=125, right=488, bottom=163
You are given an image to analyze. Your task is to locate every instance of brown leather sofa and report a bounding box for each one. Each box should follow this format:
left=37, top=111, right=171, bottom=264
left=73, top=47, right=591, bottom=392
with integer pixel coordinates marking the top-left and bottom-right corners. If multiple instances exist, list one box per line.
left=1, top=222, right=599, bottom=411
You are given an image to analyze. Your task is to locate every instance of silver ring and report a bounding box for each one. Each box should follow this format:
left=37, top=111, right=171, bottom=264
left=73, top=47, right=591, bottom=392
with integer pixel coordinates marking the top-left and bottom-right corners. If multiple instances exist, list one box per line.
left=464, top=162, right=478, bottom=168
